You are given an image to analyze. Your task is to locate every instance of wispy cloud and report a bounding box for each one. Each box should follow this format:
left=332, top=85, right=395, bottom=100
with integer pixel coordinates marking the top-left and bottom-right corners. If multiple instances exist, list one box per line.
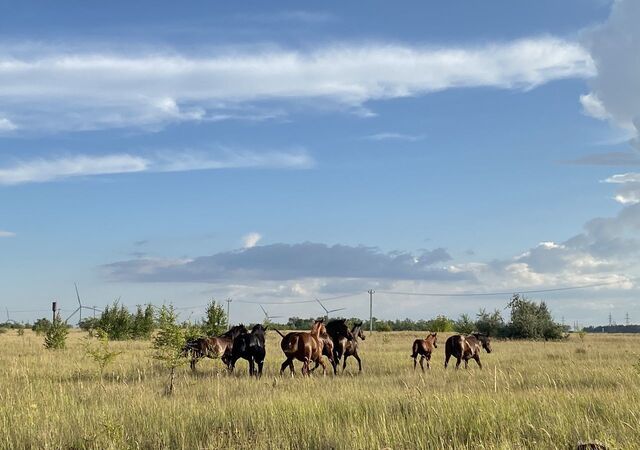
left=0, top=149, right=314, bottom=185
left=0, top=117, right=17, bottom=132
left=0, top=230, right=16, bottom=238
left=362, top=132, right=425, bottom=142
left=243, top=232, right=262, bottom=249
left=0, top=37, right=594, bottom=132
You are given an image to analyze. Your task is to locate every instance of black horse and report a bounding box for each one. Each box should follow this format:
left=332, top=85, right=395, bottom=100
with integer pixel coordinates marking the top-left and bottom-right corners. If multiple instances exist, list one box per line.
left=325, top=319, right=354, bottom=369
left=229, top=324, right=267, bottom=377
left=341, top=322, right=365, bottom=373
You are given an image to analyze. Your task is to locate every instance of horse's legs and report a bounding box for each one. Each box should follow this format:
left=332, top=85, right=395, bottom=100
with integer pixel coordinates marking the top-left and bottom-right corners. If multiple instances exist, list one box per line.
left=473, top=354, right=482, bottom=369
left=316, top=357, right=327, bottom=376
left=354, top=352, right=362, bottom=373
left=464, top=358, right=469, bottom=369
left=426, top=354, right=431, bottom=370
left=280, top=358, right=292, bottom=376
left=413, top=356, right=417, bottom=370
left=257, top=360, right=264, bottom=378
left=343, top=354, right=349, bottom=372
left=190, top=358, right=197, bottom=372
left=419, top=355, right=425, bottom=372
left=444, top=353, right=451, bottom=369
left=455, top=357, right=462, bottom=369
left=249, top=358, right=255, bottom=377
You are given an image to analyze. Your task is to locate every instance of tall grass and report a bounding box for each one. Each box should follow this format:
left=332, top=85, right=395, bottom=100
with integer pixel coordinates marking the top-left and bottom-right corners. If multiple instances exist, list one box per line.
left=1, top=330, right=638, bottom=449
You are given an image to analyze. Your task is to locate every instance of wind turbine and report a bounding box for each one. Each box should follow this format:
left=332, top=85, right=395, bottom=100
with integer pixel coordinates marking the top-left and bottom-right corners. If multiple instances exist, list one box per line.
left=259, top=304, right=283, bottom=323
left=316, top=298, right=346, bottom=318
left=65, top=283, right=102, bottom=325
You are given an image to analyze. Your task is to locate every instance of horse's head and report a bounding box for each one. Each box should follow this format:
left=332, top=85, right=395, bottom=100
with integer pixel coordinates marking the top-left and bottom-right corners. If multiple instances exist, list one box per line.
left=228, top=324, right=248, bottom=339
left=312, top=319, right=327, bottom=338
left=430, top=332, right=438, bottom=348
left=251, top=323, right=267, bottom=335
left=355, top=322, right=366, bottom=341
left=474, top=332, right=492, bottom=353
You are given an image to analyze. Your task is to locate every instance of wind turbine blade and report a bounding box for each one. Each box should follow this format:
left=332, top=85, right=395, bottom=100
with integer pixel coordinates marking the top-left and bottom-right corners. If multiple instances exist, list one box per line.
left=328, top=308, right=346, bottom=313
left=259, top=304, right=269, bottom=317
left=75, top=282, right=81, bottom=307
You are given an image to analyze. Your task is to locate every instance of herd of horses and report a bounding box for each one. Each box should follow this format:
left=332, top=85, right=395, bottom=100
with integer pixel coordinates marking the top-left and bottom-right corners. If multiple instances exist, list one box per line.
left=182, top=319, right=492, bottom=377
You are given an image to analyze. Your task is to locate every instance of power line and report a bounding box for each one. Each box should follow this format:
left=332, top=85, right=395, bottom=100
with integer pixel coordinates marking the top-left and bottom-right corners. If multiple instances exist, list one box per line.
left=233, top=292, right=361, bottom=305
left=377, top=280, right=622, bottom=298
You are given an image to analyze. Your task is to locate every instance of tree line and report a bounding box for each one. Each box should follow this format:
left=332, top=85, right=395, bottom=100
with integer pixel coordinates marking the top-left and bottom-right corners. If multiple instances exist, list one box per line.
left=3, top=294, right=567, bottom=341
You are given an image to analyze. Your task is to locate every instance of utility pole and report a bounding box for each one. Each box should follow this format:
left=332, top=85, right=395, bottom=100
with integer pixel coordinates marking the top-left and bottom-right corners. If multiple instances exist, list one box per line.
left=226, top=298, right=232, bottom=327
left=51, top=301, right=57, bottom=322
left=368, top=289, right=375, bottom=334
left=608, top=312, right=613, bottom=327
left=625, top=312, right=630, bottom=326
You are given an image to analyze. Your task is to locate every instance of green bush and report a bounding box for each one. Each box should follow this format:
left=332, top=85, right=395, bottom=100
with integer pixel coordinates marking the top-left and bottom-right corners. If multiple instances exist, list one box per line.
left=32, top=318, right=52, bottom=335
left=44, top=314, right=68, bottom=350
left=152, top=305, right=188, bottom=395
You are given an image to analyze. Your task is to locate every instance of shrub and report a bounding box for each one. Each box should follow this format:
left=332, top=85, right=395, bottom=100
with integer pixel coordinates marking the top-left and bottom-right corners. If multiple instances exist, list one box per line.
left=504, top=295, right=564, bottom=340
left=98, top=301, right=133, bottom=340
left=85, top=328, right=122, bottom=381
left=428, top=315, right=454, bottom=332
left=152, top=305, right=188, bottom=395
left=475, top=309, right=504, bottom=336
left=44, top=314, right=68, bottom=350
left=454, top=314, right=475, bottom=334
left=201, top=300, right=227, bottom=336
left=32, top=318, right=52, bottom=335
left=131, top=304, right=155, bottom=339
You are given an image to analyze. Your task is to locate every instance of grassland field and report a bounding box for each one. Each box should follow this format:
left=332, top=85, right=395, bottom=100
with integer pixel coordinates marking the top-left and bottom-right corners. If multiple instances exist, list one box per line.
left=1, top=329, right=639, bottom=450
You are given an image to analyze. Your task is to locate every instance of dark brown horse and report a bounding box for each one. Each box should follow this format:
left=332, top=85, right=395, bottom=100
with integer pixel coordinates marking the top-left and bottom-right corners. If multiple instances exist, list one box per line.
left=444, top=332, right=492, bottom=369
left=411, top=332, right=438, bottom=371
left=182, top=324, right=248, bottom=372
left=275, top=319, right=329, bottom=376
left=229, top=324, right=267, bottom=377
left=342, top=322, right=366, bottom=373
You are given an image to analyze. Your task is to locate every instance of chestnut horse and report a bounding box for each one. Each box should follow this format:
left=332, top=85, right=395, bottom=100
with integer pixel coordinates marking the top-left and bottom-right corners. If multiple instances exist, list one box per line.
left=275, top=320, right=329, bottom=376
left=411, top=332, right=438, bottom=371
left=182, top=324, right=248, bottom=372
left=444, top=332, right=492, bottom=369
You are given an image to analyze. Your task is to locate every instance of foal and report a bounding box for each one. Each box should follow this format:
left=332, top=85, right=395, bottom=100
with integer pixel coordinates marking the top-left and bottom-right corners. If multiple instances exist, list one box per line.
left=411, top=332, right=438, bottom=371
left=342, top=322, right=366, bottom=373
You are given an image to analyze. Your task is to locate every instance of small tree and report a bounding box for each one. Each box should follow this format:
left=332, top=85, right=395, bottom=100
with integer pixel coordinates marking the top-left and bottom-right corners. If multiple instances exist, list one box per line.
left=476, top=308, right=504, bottom=336
left=85, top=328, right=122, bottom=382
left=131, top=304, right=155, bottom=339
left=99, top=301, right=133, bottom=340
left=454, top=314, right=475, bottom=334
left=428, top=315, right=455, bottom=332
left=152, top=305, right=188, bottom=395
left=201, top=300, right=228, bottom=336
left=44, top=313, right=68, bottom=350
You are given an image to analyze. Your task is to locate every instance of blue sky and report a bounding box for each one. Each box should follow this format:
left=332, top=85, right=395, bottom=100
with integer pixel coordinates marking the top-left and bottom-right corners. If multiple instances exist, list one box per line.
left=1, top=0, right=639, bottom=326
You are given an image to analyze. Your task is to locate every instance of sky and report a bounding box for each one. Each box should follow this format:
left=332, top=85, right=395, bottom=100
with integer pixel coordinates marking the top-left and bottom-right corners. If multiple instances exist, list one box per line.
left=1, top=0, right=640, bottom=327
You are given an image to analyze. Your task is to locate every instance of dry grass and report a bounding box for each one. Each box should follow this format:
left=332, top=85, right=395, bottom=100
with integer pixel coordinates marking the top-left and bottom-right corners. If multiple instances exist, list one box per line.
left=1, top=330, right=639, bottom=449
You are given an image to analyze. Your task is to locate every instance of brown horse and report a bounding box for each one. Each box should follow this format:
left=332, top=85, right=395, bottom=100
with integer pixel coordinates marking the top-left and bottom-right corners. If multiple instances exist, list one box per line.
left=275, top=319, right=329, bottom=376
left=444, top=332, right=492, bottom=369
left=411, top=332, right=438, bottom=371
left=342, top=322, right=366, bottom=373
left=182, top=324, right=248, bottom=372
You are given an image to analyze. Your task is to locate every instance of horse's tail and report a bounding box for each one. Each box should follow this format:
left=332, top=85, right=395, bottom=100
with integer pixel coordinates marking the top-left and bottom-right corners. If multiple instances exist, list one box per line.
left=410, top=339, right=419, bottom=358
left=273, top=328, right=286, bottom=338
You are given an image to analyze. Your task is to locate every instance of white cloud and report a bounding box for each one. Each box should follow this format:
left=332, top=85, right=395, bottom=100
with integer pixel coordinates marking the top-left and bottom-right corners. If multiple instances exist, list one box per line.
left=0, top=230, right=16, bottom=237
left=0, top=117, right=17, bottom=132
left=0, top=37, right=594, bottom=131
left=603, top=172, right=640, bottom=204
left=582, top=0, right=640, bottom=136
left=0, top=149, right=314, bottom=185
left=243, top=232, right=262, bottom=248
left=579, top=92, right=610, bottom=120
